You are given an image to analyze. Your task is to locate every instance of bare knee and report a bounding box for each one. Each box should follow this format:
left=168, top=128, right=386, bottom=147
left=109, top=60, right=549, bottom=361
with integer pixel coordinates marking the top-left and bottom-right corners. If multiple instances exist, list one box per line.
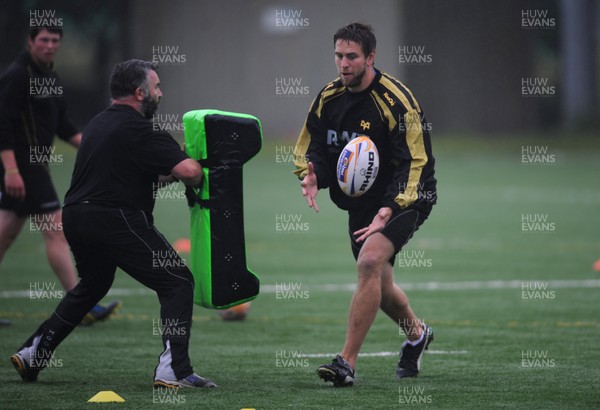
left=356, top=253, right=385, bottom=279
left=0, top=212, right=26, bottom=251
left=40, top=223, right=68, bottom=245
left=356, top=233, right=394, bottom=280
left=0, top=230, right=19, bottom=249
left=42, top=229, right=68, bottom=243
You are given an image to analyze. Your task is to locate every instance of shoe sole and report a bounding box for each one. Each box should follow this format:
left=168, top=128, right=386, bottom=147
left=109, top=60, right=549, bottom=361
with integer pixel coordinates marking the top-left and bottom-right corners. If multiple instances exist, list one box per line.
left=153, top=380, right=182, bottom=389
left=317, top=367, right=354, bottom=387
left=153, top=379, right=217, bottom=389
left=10, top=354, right=35, bottom=382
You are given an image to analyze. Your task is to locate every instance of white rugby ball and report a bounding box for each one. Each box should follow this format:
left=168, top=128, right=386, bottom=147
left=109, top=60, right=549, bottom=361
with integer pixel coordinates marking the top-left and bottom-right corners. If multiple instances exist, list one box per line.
left=336, top=136, right=379, bottom=197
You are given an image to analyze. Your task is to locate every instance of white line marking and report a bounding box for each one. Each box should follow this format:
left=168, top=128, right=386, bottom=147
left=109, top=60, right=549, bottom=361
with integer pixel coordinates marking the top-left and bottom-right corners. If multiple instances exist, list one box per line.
left=0, top=287, right=155, bottom=299
left=299, top=350, right=467, bottom=358
left=1, top=279, right=599, bottom=299
left=262, top=279, right=600, bottom=292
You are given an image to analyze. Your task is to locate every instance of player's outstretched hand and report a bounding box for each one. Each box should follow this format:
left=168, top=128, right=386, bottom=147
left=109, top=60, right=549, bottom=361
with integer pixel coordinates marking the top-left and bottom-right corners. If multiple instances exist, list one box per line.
left=301, top=162, right=319, bottom=213
left=353, top=207, right=393, bottom=242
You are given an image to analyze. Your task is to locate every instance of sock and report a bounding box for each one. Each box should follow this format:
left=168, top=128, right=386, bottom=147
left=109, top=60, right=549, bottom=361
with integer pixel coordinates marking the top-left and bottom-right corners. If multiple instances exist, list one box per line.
left=407, top=329, right=425, bottom=346
left=18, top=335, right=42, bottom=365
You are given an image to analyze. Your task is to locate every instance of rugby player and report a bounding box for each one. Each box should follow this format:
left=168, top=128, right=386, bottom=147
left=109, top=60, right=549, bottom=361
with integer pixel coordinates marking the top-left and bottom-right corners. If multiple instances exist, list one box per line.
left=294, top=22, right=437, bottom=386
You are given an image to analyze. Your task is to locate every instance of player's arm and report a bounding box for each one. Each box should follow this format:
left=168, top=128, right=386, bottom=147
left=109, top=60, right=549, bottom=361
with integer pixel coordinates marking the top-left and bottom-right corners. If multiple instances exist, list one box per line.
left=0, top=68, right=28, bottom=200
left=156, top=143, right=194, bottom=187
left=353, top=206, right=393, bottom=243
left=55, top=88, right=80, bottom=149
left=132, top=129, right=202, bottom=188
left=171, top=158, right=203, bottom=187
left=382, top=109, right=428, bottom=211
left=300, top=161, right=319, bottom=212
left=293, top=95, right=331, bottom=187
left=294, top=119, right=323, bottom=213
left=293, top=94, right=332, bottom=213
left=356, top=107, right=428, bottom=241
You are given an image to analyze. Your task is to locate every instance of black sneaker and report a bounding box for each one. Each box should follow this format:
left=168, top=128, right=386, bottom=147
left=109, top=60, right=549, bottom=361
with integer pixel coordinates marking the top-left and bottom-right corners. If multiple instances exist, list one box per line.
left=396, top=324, right=433, bottom=378
left=10, top=353, right=40, bottom=382
left=317, top=354, right=355, bottom=387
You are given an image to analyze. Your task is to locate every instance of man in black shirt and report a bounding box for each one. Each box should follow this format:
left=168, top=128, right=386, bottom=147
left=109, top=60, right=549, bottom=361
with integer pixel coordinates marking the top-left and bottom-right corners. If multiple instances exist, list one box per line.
left=0, top=27, right=120, bottom=325
left=10, top=59, right=216, bottom=388
left=294, top=23, right=436, bottom=386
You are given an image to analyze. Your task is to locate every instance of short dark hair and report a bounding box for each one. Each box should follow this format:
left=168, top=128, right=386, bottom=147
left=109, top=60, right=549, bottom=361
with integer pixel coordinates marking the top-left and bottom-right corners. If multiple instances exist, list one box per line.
left=109, top=59, right=158, bottom=99
left=333, top=22, right=376, bottom=58
left=29, top=26, right=63, bottom=40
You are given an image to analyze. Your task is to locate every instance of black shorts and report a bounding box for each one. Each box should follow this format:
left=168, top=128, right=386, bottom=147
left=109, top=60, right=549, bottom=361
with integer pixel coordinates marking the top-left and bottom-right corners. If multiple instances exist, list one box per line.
left=0, top=167, right=61, bottom=217
left=348, top=199, right=434, bottom=266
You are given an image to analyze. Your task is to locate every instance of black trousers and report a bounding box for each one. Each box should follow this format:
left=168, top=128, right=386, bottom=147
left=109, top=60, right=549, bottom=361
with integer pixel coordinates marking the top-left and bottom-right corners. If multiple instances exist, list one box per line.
left=19, top=204, right=195, bottom=380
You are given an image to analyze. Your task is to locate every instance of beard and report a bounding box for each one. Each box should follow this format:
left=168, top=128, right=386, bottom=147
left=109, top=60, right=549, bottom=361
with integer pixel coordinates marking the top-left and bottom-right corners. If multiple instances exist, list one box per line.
left=141, top=94, right=160, bottom=120
left=341, top=66, right=366, bottom=88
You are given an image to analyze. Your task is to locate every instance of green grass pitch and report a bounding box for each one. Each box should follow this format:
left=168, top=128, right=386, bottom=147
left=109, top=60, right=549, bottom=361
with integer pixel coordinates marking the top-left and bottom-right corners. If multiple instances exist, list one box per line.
left=0, top=134, right=599, bottom=409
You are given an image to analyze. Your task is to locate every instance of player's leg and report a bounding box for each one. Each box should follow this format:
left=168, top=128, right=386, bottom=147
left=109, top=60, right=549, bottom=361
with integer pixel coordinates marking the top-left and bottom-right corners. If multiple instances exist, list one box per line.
left=11, top=205, right=118, bottom=382
left=36, top=208, right=121, bottom=324
left=38, top=209, right=78, bottom=290
left=0, top=209, right=26, bottom=326
left=0, top=209, right=27, bottom=263
left=380, top=264, right=423, bottom=342
left=112, top=208, right=215, bottom=388
left=340, top=232, right=394, bottom=369
left=377, top=206, right=434, bottom=378
left=11, top=262, right=117, bottom=381
left=318, top=208, right=388, bottom=386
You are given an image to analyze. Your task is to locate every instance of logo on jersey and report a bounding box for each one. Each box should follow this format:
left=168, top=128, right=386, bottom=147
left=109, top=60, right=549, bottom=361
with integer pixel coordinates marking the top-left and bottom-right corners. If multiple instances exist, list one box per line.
left=327, top=129, right=362, bottom=147
left=360, top=120, right=371, bottom=131
left=383, top=92, right=395, bottom=106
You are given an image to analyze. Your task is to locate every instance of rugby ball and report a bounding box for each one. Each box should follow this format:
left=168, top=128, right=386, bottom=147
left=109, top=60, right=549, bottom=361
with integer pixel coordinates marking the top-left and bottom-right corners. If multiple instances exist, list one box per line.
left=217, top=302, right=251, bottom=321
left=336, top=136, right=379, bottom=197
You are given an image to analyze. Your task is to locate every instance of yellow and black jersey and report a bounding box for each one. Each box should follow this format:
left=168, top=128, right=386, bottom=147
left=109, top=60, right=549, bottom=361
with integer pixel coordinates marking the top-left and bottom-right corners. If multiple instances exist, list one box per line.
left=294, top=69, right=436, bottom=211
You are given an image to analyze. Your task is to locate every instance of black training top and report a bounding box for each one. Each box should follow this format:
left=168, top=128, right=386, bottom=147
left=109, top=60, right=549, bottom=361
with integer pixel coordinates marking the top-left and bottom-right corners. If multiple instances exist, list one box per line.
left=294, top=69, right=436, bottom=212
left=0, top=51, right=78, bottom=171
left=64, top=104, right=188, bottom=217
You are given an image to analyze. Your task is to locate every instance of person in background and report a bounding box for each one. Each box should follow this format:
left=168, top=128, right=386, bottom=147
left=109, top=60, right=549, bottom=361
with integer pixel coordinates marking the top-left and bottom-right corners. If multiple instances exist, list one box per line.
left=0, top=26, right=121, bottom=325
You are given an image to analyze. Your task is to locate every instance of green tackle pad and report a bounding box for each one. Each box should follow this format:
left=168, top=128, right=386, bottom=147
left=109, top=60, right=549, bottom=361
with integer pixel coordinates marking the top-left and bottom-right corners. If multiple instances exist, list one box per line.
left=183, top=109, right=262, bottom=309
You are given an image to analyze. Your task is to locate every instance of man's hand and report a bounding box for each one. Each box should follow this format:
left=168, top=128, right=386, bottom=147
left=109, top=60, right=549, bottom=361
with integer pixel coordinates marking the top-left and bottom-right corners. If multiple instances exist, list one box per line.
left=300, top=162, right=319, bottom=213
left=1, top=150, right=25, bottom=200
left=157, top=174, right=177, bottom=187
left=4, top=171, right=26, bottom=200
left=171, top=158, right=203, bottom=187
left=353, top=207, right=393, bottom=243
left=69, top=133, right=82, bottom=148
